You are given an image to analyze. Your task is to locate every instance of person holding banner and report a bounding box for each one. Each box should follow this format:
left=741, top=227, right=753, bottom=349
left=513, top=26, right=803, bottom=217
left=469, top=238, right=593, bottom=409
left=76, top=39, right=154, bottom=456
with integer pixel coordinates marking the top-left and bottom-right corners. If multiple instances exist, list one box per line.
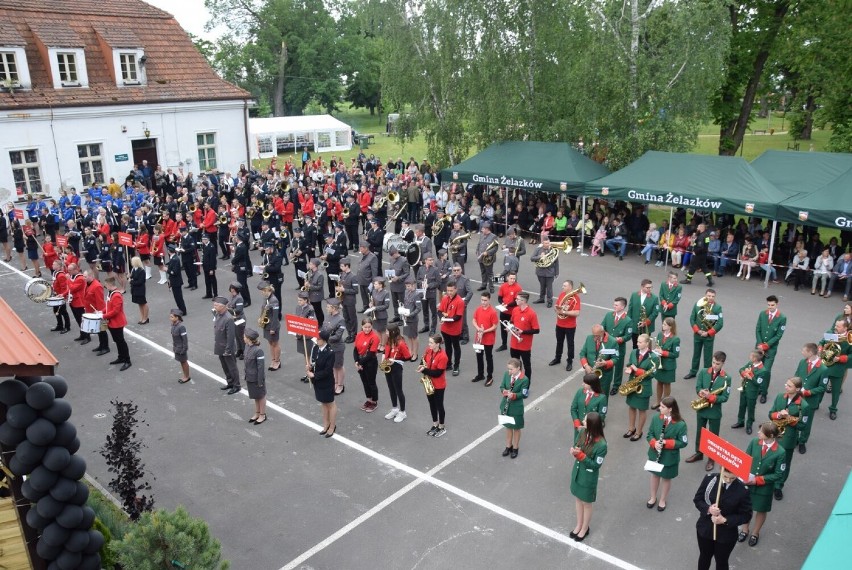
left=129, top=257, right=149, bottom=325
left=294, top=291, right=316, bottom=382
left=354, top=318, right=381, bottom=412
left=693, top=468, right=752, bottom=570
left=738, top=422, right=786, bottom=547
left=569, top=411, right=607, bottom=543
left=686, top=352, right=731, bottom=471
left=570, top=374, right=607, bottom=443
left=646, top=397, right=687, bottom=512
left=499, top=358, right=529, bottom=459
left=307, top=329, right=337, bottom=438
left=110, top=233, right=127, bottom=291
left=652, top=317, right=679, bottom=410
left=769, top=377, right=810, bottom=501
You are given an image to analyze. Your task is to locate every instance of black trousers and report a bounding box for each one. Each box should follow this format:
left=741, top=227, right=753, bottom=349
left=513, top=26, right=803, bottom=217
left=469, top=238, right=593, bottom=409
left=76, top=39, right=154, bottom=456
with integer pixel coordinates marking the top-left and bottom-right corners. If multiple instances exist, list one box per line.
left=687, top=252, right=712, bottom=281
left=53, top=305, right=71, bottom=330
left=346, top=225, right=359, bottom=251
left=218, top=233, right=230, bottom=257
left=358, top=358, right=379, bottom=401
left=421, top=296, right=437, bottom=332
left=510, top=348, right=532, bottom=382
left=108, top=327, right=130, bottom=362
left=70, top=306, right=84, bottom=330
left=391, top=291, right=404, bottom=320
left=203, top=269, right=218, bottom=298
left=476, top=344, right=494, bottom=379
left=170, top=283, right=187, bottom=315
left=442, top=332, right=461, bottom=370
left=385, top=365, right=405, bottom=411
left=696, top=533, right=736, bottom=570
left=359, top=283, right=371, bottom=311
left=182, top=256, right=197, bottom=287
left=427, top=388, right=446, bottom=423
left=95, top=330, right=110, bottom=350
left=499, top=312, right=512, bottom=347
left=236, top=271, right=250, bottom=306
left=554, top=326, right=576, bottom=362
left=311, top=301, right=325, bottom=327
left=219, top=354, right=241, bottom=388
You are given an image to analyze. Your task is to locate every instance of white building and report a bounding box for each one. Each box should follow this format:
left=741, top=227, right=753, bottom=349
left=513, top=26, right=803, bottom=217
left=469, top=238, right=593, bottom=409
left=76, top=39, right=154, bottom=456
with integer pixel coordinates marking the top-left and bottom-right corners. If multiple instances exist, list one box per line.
left=0, top=0, right=253, bottom=201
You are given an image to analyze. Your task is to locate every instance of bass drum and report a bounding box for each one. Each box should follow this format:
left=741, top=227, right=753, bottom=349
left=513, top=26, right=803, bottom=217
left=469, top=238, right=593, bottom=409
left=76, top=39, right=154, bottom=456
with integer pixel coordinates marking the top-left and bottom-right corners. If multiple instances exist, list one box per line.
left=382, top=232, right=406, bottom=253
left=24, top=277, right=53, bottom=303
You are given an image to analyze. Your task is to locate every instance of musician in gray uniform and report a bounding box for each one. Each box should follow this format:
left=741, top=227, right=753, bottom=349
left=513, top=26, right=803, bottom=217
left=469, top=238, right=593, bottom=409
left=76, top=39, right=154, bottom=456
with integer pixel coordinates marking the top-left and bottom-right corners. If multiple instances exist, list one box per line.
left=257, top=280, right=281, bottom=371
left=476, top=222, right=498, bottom=293
left=357, top=240, right=379, bottom=313
left=338, top=258, right=358, bottom=342
left=227, top=282, right=246, bottom=359
left=449, top=219, right=468, bottom=273
left=308, top=257, right=326, bottom=327
left=368, top=276, right=391, bottom=342
left=295, top=291, right=316, bottom=383
left=243, top=328, right=267, bottom=425
left=322, top=297, right=348, bottom=395
left=450, top=263, right=474, bottom=344
left=413, top=224, right=433, bottom=275
left=436, top=248, right=452, bottom=294
left=530, top=237, right=559, bottom=308
left=417, top=254, right=441, bottom=335
left=213, top=296, right=241, bottom=394
left=402, top=276, right=422, bottom=356
left=504, top=227, right=526, bottom=258
left=388, top=246, right=410, bottom=323
left=500, top=243, right=520, bottom=282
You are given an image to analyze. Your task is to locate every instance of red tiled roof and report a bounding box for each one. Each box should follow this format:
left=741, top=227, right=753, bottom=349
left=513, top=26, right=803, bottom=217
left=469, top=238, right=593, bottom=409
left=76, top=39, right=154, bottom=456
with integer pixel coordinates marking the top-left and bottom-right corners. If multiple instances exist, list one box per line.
left=0, top=0, right=252, bottom=110
left=0, top=297, right=58, bottom=376
left=0, top=20, right=25, bottom=46
left=28, top=20, right=85, bottom=48
left=93, top=25, right=142, bottom=49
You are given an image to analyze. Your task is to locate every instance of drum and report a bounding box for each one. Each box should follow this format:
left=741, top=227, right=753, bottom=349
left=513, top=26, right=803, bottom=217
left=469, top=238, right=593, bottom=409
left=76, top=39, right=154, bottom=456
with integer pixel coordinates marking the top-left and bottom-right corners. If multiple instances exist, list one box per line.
left=45, top=296, right=65, bottom=307
left=81, top=313, right=102, bottom=334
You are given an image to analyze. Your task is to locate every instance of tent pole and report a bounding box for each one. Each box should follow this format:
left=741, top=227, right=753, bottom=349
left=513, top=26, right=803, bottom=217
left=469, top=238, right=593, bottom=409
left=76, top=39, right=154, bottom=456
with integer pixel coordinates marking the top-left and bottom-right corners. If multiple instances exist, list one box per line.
left=580, top=195, right=587, bottom=254
left=505, top=186, right=510, bottom=235
left=765, top=220, right=778, bottom=289
left=665, top=207, right=673, bottom=269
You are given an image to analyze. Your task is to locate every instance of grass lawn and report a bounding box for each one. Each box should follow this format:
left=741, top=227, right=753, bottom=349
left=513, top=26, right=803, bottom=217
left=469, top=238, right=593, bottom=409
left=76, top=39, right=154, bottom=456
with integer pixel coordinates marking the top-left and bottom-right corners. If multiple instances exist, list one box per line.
left=692, top=128, right=830, bottom=160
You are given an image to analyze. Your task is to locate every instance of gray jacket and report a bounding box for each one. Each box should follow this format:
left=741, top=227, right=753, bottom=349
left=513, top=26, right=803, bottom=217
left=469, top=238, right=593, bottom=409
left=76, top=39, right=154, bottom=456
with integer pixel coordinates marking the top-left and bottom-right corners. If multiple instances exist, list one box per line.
left=371, top=289, right=390, bottom=320
left=388, top=255, right=410, bottom=293
left=357, top=252, right=379, bottom=287
left=213, top=311, right=236, bottom=356
left=308, top=269, right=325, bottom=303
left=171, top=322, right=188, bottom=355
left=243, top=343, right=265, bottom=386
left=416, top=265, right=441, bottom=299
left=321, top=312, right=347, bottom=353
left=531, top=245, right=559, bottom=278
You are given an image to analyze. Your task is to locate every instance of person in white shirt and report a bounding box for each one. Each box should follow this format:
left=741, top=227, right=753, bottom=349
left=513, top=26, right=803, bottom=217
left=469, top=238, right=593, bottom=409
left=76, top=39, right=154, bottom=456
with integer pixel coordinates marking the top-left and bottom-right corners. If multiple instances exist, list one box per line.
left=812, top=247, right=834, bottom=296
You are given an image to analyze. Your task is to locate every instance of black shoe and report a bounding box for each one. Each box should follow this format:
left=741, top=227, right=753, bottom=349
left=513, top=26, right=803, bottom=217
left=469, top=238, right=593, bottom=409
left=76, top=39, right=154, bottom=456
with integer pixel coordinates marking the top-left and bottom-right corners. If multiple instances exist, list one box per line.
left=120, top=362, right=132, bottom=371
left=495, top=345, right=507, bottom=352
left=738, top=530, right=748, bottom=543
left=731, top=421, right=744, bottom=429
left=573, top=528, right=589, bottom=542
left=548, top=358, right=560, bottom=366
left=476, top=286, right=486, bottom=291
left=748, top=534, right=759, bottom=547
left=774, top=488, right=783, bottom=501
left=830, top=411, right=837, bottom=420
left=95, top=348, right=110, bottom=356
left=201, top=295, right=212, bottom=299
left=345, top=336, right=356, bottom=343
left=300, top=376, right=309, bottom=383
left=707, top=278, right=714, bottom=287
left=685, top=453, right=704, bottom=463
left=510, top=448, right=518, bottom=459
left=609, top=387, right=618, bottom=396
left=73, top=335, right=86, bottom=341
left=502, top=447, right=512, bottom=457
left=109, top=358, right=123, bottom=365
left=79, top=338, right=91, bottom=345
left=452, top=368, right=459, bottom=376
left=235, top=351, right=243, bottom=359
left=50, top=326, right=63, bottom=332
left=566, top=361, right=573, bottom=371
left=619, top=255, right=623, bottom=261
left=546, top=300, right=553, bottom=308
left=746, top=424, right=753, bottom=434
left=60, top=328, right=70, bottom=334
left=798, top=443, right=807, bottom=454
left=227, top=386, right=240, bottom=395
left=460, top=339, right=468, bottom=345
left=683, top=373, right=696, bottom=379
left=533, top=299, right=545, bottom=304
left=471, top=376, right=484, bottom=382
left=220, top=385, right=231, bottom=390
left=484, top=377, right=493, bottom=387
left=682, top=279, right=691, bottom=285
left=759, top=394, right=767, bottom=404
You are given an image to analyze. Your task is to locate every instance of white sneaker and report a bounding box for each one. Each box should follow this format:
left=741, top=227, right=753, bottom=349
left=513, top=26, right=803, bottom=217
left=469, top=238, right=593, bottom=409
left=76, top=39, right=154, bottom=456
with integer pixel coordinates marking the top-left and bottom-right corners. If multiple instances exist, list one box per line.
left=394, top=411, right=407, bottom=423
left=384, top=408, right=399, bottom=420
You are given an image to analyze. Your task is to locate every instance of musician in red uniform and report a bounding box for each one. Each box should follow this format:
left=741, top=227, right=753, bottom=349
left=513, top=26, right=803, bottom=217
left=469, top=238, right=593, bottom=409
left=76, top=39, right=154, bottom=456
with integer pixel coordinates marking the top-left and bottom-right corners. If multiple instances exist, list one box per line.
left=419, top=335, right=450, bottom=437
left=299, top=188, right=316, bottom=219
left=83, top=269, right=109, bottom=355
left=472, top=291, right=499, bottom=386
left=496, top=271, right=523, bottom=352
left=550, top=279, right=582, bottom=371
left=68, top=263, right=88, bottom=342
left=104, top=276, right=132, bottom=370
left=509, top=293, right=540, bottom=383
left=50, top=259, right=71, bottom=333
left=42, top=235, right=58, bottom=270
left=135, top=226, right=152, bottom=280
left=438, top=281, right=465, bottom=376
left=202, top=202, right=218, bottom=243
left=152, top=225, right=169, bottom=284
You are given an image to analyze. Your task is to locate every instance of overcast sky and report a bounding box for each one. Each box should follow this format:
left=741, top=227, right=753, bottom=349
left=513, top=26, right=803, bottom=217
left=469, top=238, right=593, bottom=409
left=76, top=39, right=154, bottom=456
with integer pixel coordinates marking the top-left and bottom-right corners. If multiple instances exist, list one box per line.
left=146, top=0, right=212, bottom=37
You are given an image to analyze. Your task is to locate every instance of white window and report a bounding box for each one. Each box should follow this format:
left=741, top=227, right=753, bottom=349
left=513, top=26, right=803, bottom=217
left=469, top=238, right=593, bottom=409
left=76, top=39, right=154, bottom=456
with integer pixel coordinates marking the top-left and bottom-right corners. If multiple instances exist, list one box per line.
left=10, top=149, right=42, bottom=194
left=0, top=52, right=19, bottom=86
left=78, top=143, right=104, bottom=187
left=119, top=53, right=138, bottom=83
left=197, top=133, right=217, bottom=171
left=335, top=130, right=349, bottom=147
left=57, top=52, right=78, bottom=84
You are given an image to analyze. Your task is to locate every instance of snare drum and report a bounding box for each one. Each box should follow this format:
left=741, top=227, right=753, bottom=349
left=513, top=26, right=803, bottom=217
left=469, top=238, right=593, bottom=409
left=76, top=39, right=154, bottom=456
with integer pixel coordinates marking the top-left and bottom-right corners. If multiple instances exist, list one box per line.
left=45, top=296, right=66, bottom=307
left=81, top=313, right=102, bottom=334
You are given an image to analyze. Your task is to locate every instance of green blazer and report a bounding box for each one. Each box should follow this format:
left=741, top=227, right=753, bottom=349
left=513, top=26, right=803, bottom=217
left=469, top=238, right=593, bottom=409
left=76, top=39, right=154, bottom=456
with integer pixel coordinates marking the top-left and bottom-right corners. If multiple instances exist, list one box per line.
left=738, top=361, right=768, bottom=399
left=745, top=438, right=786, bottom=497
left=655, top=332, right=680, bottom=371
left=754, top=310, right=786, bottom=353
left=818, top=337, right=852, bottom=379
left=499, top=372, right=529, bottom=417
left=628, top=291, right=660, bottom=335
left=658, top=282, right=682, bottom=319
left=601, top=311, right=633, bottom=361
left=646, top=415, right=688, bottom=466
left=769, top=394, right=810, bottom=450
left=794, top=358, right=829, bottom=408
left=571, top=432, right=607, bottom=489
left=626, top=348, right=657, bottom=394
left=570, top=389, right=608, bottom=435
left=689, top=301, right=723, bottom=337
left=578, top=333, right=618, bottom=382
left=695, top=368, right=731, bottom=420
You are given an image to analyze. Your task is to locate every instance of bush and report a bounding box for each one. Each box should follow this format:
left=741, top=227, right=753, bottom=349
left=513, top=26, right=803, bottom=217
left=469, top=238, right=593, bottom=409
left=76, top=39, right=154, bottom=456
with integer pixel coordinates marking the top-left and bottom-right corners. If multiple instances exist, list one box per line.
left=86, top=483, right=130, bottom=543
left=111, top=506, right=230, bottom=570
left=93, top=518, right=118, bottom=569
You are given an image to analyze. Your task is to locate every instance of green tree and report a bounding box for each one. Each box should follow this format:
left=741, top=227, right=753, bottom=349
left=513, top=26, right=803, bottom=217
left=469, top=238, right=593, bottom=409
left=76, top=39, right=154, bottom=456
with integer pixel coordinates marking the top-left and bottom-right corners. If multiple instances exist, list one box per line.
left=112, top=506, right=229, bottom=570
left=338, top=7, right=383, bottom=115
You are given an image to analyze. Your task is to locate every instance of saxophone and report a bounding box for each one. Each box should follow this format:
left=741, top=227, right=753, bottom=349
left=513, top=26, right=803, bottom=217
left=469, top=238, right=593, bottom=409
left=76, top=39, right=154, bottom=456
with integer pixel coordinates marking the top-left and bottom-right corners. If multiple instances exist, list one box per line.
left=258, top=302, right=270, bottom=327
left=419, top=357, right=435, bottom=395
left=638, top=304, right=649, bottom=335
left=691, top=381, right=729, bottom=410
left=379, top=346, right=396, bottom=374
left=772, top=402, right=802, bottom=437
left=619, top=358, right=657, bottom=396
left=300, top=269, right=312, bottom=292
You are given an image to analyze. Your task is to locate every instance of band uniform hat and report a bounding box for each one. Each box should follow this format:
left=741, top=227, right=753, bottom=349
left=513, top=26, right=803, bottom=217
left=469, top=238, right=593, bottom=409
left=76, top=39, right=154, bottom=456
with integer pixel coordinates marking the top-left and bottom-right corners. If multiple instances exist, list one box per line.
left=340, top=257, right=351, bottom=267
left=201, top=233, right=210, bottom=240
left=244, top=328, right=260, bottom=341
left=298, top=291, right=309, bottom=300
left=229, top=281, right=242, bottom=291
left=437, top=249, right=447, bottom=256
left=507, top=226, right=516, bottom=236
left=237, top=229, right=250, bottom=241
left=324, top=233, right=334, bottom=240
left=257, top=280, right=272, bottom=290
left=326, top=297, right=341, bottom=307
left=405, top=275, right=417, bottom=284
left=263, top=241, right=275, bottom=248
left=359, top=239, right=370, bottom=248
left=334, top=222, right=344, bottom=229
left=480, top=221, right=492, bottom=229
left=319, top=329, right=331, bottom=341
left=166, top=242, right=177, bottom=251
left=179, top=225, right=189, bottom=232
left=170, top=308, right=184, bottom=317
left=292, top=225, right=302, bottom=233
left=212, top=296, right=229, bottom=305
left=310, top=257, right=321, bottom=266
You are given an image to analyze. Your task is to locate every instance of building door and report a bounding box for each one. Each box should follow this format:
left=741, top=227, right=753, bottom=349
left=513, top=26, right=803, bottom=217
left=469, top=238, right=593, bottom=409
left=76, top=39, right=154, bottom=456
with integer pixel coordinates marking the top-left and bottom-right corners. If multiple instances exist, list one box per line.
left=131, top=139, right=158, bottom=170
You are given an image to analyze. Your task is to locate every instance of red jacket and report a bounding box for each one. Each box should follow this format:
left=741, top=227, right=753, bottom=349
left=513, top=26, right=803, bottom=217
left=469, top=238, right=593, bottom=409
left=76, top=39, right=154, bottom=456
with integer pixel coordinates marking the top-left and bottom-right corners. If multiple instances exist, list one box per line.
left=68, top=273, right=87, bottom=308
left=83, top=279, right=106, bottom=313
left=104, top=289, right=127, bottom=328
left=43, top=242, right=58, bottom=269
left=202, top=209, right=217, bottom=233
left=472, top=305, right=498, bottom=346
left=52, top=270, right=69, bottom=298
left=358, top=191, right=372, bottom=214
left=555, top=292, right=581, bottom=329
left=299, top=193, right=315, bottom=218
left=136, top=232, right=151, bottom=255
left=162, top=219, right=178, bottom=242
left=384, top=339, right=412, bottom=362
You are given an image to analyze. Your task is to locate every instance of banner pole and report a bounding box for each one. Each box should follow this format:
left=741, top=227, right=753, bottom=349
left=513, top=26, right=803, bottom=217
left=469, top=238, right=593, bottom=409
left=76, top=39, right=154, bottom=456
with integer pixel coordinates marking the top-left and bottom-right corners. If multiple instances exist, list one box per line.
left=580, top=196, right=586, bottom=253
left=765, top=220, right=777, bottom=289
left=664, top=206, right=673, bottom=269
left=713, top=466, right=725, bottom=541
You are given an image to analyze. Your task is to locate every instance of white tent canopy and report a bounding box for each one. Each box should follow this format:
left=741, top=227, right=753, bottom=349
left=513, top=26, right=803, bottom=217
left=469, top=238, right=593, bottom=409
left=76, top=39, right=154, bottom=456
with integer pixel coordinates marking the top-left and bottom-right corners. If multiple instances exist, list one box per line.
left=250, top=114, right=352, bottom=159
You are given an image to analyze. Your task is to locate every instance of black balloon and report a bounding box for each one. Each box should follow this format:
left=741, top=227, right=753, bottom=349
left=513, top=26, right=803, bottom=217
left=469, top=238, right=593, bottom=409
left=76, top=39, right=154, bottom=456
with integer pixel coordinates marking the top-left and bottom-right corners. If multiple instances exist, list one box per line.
left=6, top=403, right=38, bottom=429
left=15, top=440, right=47, bottom=464
left=52, top=422, right=77, bottom=446
left=0, top=379, right=28, bottom=406
left=66, top=436, right=81, bottom=455
left=9, top=454, right=37, bottom=477
left=78, top=553, right=102, bottom=570
left=82, top=529, right=104, bottom=554
left=21, top=478, right=48, bottom=501
left=57, top=504, right=84, bottom=529
left=42, top=376, right=69, bottom=398
left=42, top=521, right=71, bottom=547
left=41, top=399, right=72, bottom=424
left=64, top=528, right=90, bottom=552
left=43, top=446, right=72, bottom=471
left=60, top=455, right=86, bottom=480
left=68, top=480, right=89, bottom=506
left=17, top=375, right=44, bottom=386
left=26, top=417, right=57, bottom=446
left=0, top=422, right=27, bottom=447
left=77, top=506, right=95, bottom=530
left=25, top=381, right=56, bottom=410
left=36, top=536, right=63, bottom=560
left=26, top=506, right=50, bottom=530
left=36, top=494, right=64, bottom=519
left=56, top=549, right=82, bottom=570
left=29, top=465, right=59, bottom=492
left=49, top=477, right=78, bottom=502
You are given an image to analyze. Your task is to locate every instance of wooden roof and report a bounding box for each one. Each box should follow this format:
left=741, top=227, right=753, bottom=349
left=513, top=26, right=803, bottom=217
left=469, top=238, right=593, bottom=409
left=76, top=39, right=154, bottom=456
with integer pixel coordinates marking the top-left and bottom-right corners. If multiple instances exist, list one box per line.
left=0, top=0, right=252, bottom=110
left=0, top=296, right=58, bottom=376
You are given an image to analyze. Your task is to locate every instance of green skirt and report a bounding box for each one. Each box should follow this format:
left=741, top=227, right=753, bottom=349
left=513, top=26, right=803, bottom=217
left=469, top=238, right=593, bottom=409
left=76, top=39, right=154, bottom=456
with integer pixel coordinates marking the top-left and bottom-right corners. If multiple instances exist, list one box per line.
left=502, top=412, right=524, bottom=430
left=570, top=479, right=597, bottom=503
left=749, top=487, right=774, bottom=513
left=626, top=392, right=651, bottom=410
left=658, top=462, right=679, bottom=480
left=656, top=368, right=676, bottom=384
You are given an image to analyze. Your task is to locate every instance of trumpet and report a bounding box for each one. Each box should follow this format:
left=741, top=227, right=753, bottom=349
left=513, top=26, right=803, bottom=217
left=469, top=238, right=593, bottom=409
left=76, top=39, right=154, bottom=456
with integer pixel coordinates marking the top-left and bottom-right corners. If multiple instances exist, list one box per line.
left=500, top=319, right=522, bottom=341
left=738, top=363, right=755, bottom=392
left=189, top=203, right=197, bottom=213
left=218, top=214, right=228, bottom=225
left=262, top=209, right=273, bottom=221
left=342, top=206, right=350, bottom=217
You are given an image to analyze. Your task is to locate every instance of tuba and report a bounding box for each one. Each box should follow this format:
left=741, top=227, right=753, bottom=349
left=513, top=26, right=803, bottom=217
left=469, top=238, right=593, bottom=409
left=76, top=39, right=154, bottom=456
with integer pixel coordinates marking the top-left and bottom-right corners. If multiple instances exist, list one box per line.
left=449, top=232, right=471, bottom=255
left=556, top=283, right=586, bottom=318
left=387, top=190, right=400, bottom=204
left=534, top=240, right=572, bottom=268
left=691, top=381, right=729, bottom=410
left=480, top=240, right=499, bottom=266
left=695, top=297, right=716, bottom=330
left=820, top=334, right=851, bottom=366
left=419, top=357, right=435, bottom=395
left=619, top=355, right=657, bottom=396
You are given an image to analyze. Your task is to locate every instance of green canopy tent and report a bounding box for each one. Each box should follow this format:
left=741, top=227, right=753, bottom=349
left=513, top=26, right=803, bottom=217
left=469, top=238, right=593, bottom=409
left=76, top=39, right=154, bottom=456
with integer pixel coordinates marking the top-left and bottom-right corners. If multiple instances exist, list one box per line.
left=776, top=166, right=852, bottom=230
left=751, top=149, right=852, bottom=197
left=803, top=470, right=852, bottom=569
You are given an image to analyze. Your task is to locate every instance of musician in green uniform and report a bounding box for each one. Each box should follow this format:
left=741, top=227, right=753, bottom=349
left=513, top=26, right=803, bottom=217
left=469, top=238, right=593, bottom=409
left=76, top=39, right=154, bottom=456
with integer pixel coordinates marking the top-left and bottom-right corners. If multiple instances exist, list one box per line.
left=658, top=271, right=682, bottom=320
left=499, top=358, right=530, bottom=459
left=652, top=317, right=680, bottom=409
left=622, top=333, right=658, bottom=441
left=820, top=318, right=852, bottom=420
left=793, top=343, right=829, bottom=454
left=627, top=279, right=660, bottom=349
left=754, top=295, right=786, bottom=403
left=684, top=289, right=723, bottom=379
left=769, top=377, right=810, bottom=500
left=738, top=422, right=786, bottom=547
left=685, top=351, right=731, bottom=471
left=731, top=349, right=768, bottom=435
left=569, top=412, right=607, bottom=543
left=601, top=297, right=633, bottom=395
left=646, top=396, right=687, bottom=512
left=579, top=324, right=618, bottom=397
left=571, top=374, right=608, bottom=442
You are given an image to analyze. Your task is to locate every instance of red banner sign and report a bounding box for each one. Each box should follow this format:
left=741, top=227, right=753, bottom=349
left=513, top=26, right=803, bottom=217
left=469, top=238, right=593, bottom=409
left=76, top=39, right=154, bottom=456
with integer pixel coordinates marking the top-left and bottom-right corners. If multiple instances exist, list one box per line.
left=13, top=209, right=24, bottom=219
left=285, top=314, right=319, bottom=338
left=55, top=235, right=68, bottom=247
left=699, top=428, right=752, bottom=480
left=117, top=232, right=134, bottom=247
left=23, top=224, right=33, bottom=236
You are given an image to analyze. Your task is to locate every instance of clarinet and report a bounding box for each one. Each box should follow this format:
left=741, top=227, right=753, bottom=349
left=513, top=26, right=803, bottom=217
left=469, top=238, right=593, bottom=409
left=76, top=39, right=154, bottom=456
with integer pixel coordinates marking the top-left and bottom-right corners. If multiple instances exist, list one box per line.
left=502, top=375, right=516, bottom=415
left=656, top=418, right=668, bottom=462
